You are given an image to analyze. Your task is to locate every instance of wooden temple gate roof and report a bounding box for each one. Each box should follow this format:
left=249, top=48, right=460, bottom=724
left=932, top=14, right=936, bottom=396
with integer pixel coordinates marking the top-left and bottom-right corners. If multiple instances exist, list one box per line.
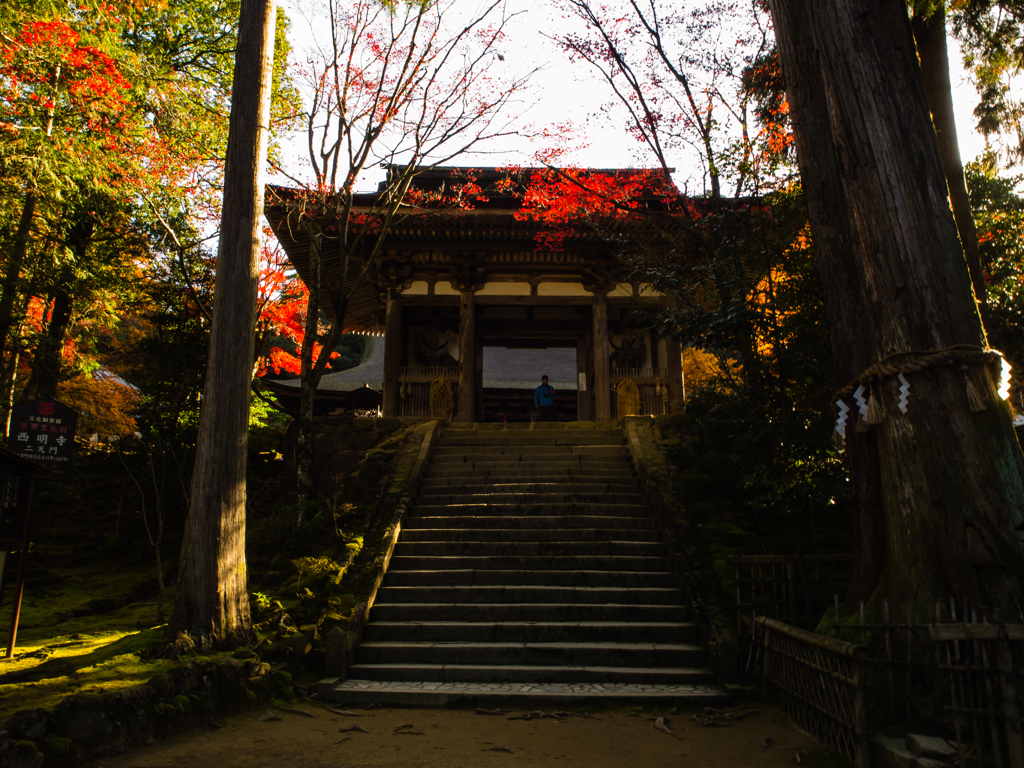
left=263, top=167, right=684, bottom=332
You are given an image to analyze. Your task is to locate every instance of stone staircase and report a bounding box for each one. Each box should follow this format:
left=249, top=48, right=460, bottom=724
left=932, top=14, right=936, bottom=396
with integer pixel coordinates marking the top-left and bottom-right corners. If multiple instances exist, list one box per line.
left=322, top=422, right=727, bottom=707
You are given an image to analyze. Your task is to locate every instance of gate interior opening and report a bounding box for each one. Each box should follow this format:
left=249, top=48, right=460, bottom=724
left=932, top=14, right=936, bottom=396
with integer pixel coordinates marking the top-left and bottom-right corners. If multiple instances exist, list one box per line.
left=481, top=345, right=578, bottom=422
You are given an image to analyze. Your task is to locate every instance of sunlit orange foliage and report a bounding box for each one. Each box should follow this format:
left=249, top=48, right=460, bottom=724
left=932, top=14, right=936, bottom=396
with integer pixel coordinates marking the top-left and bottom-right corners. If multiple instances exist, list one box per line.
left=747, top=224, right=812, bottom=360
left=682, top=347, right=729, bottom=394
left=58, top=370, right=139, bottom=438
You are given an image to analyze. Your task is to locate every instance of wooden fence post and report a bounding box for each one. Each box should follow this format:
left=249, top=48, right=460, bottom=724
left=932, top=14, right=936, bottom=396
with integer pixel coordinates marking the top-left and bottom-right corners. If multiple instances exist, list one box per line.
left=854, top=649, right=870, bottom=768
left=995, top=616, right=1024, bottom=768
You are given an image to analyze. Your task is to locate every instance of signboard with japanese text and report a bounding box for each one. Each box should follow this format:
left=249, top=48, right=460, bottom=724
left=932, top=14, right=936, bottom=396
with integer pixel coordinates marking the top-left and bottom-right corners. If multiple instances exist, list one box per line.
left=6, top=398, right=77, bottom=479
left=0, top=465, right=30, bottom=542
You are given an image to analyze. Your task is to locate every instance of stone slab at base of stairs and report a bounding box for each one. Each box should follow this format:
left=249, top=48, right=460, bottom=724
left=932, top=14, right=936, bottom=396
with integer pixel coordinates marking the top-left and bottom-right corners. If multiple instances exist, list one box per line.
left=319, top=678, right=730, bottom=708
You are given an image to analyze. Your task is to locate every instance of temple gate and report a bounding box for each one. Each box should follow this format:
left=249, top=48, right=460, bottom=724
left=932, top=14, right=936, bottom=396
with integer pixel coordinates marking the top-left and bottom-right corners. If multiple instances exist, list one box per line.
left=265, top=167, right=684, bottom=421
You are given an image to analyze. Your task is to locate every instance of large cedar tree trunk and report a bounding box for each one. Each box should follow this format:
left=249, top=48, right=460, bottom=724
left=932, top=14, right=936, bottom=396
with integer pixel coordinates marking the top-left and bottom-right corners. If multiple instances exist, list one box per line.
left=171, top=0, right=276, bottom=650
left=910, top=5, right=987, bottom=319
left=768, top=0, right=1024, bottom=612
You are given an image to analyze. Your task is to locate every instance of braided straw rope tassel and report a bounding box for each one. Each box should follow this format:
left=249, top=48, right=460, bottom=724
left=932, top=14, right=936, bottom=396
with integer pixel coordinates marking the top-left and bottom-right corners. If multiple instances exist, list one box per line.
left=865, top=380, right=885, bottom=424
left=961, top=364, right=986, bottom=412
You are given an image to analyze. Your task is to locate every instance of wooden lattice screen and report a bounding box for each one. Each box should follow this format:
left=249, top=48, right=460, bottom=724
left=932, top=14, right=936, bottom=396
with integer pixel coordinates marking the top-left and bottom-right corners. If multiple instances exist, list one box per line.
left=399, top=367, right=458, bottom=418
left=930, top=621, right=1024, bottom=768
left=731, top=553, right=853, bottom=641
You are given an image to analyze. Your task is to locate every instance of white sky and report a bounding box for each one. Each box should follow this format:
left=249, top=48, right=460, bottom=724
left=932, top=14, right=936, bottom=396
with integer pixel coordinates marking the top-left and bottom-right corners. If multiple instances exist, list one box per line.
left=274, top=1, right=1005, bottom=194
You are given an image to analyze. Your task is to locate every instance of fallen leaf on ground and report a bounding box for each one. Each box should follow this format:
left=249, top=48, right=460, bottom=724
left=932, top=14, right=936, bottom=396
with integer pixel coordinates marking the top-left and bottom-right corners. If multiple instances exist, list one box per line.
left=257, top=711, right=282, bottom=722
left=338, top=725, right=367, bottom=734
left=277, top=706, right=315, bottom=718
left=328, top=708, right=362, bottom=716
left=654, top=716, right=677, bottom=738
left=476, top=708, right=508, bottom=715
left=691, top=707, right=755, bottom=727
left=332, top=737, right=350, bottom=746
left=208, top=721, right=224, bottom=729
left=483, top=746, right=513, bottom=753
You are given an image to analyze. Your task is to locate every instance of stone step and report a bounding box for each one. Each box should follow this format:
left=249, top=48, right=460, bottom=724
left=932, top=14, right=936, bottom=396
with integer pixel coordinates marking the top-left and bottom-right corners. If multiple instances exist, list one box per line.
left=418, top=481, right=641, bottom=494
left=375, top=585, right=681, bottom=605
left=356, top=641, right=707, bottom=669
left=430, top=448, right=626, bottom=460
left=320, top=679, right=729, bottom=707
left=321, top=420, right=726, bottom=707
left=388, top=555, right=669, bottom=572
left=436, top=434, right=625, bottom=447
left=382, top=569, right=678, bottom=588
left=392, top=541, right=665, bottom=557
left=440, top=425, right=624, bottom=435
left=410, top=491, right=647, bottom=506
left=399, top=527, right=660, bottom=543
left=369, top=602, right=686, bottom=623
left=363, top=621, right=698, bottom=644
left=409, top=502, right=651, bottom=518
left=403, top=516, right=654, bottom=531
left=425, top=466, right=635, bottom=480
left=346, top=662, right=716, bottom=685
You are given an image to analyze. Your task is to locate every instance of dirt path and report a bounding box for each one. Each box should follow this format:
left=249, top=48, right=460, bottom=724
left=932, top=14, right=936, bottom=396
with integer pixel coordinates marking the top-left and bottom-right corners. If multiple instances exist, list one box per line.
left=96, top=702, right=851, bottom=768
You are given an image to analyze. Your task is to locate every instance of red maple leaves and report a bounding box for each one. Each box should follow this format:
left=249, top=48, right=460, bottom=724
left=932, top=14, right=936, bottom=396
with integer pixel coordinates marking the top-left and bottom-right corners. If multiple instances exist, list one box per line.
left=514, top=167, right=678, bottom=250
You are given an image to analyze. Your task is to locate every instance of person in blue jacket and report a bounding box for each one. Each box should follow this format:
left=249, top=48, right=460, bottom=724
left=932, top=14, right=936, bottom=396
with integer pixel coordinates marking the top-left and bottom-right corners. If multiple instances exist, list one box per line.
left=534, top=375, right=556, bottom=421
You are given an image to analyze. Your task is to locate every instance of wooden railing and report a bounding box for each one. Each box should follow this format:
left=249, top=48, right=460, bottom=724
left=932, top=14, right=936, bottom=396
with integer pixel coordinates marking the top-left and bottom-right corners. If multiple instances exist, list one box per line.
left=751, top=600, right=1024, bottom=768
left=610, top=366, right=669, bottom=383
left=611, top=369, right=672, bottom=417
left=828, top=598, right=1024, bottom=767
left=399, top=366, right=459, bottom=382
left=750, top=616, right=870, bottom=768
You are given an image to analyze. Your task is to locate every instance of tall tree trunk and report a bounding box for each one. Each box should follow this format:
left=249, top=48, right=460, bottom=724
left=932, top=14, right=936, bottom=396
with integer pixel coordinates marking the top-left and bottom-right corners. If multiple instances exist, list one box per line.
left=911, top=5, right=987, bottom=320
left=171, top=0, right=276, bottom=650
left=0, top=193, right=37, bottom=380
left=24, top=205, right=93, bottom=400
left=768, top=0, right=1024, bottom=613
left=23, top=288, right=73, bottom=400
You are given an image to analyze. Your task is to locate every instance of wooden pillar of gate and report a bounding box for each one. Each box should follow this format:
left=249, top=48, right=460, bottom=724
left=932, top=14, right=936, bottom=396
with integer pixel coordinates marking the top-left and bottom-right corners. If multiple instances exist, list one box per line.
left=457, top=289, right=476, bottom=422
left=666, top=336, right=684, bottom=413
left=577, top=332, right=592, bottom=421
left=382, top=289, right=402, bottom=417
left=593, top=292, right=611, bottom=420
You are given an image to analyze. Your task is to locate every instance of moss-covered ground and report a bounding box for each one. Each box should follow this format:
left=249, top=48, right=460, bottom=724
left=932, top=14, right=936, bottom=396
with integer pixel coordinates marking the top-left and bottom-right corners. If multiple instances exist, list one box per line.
left=0, top=421, right=424, bottom=722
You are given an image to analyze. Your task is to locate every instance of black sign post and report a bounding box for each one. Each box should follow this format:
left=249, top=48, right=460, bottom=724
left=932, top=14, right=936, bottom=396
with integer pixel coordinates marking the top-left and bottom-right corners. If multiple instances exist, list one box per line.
left=0, top=449, right=50, bottom=658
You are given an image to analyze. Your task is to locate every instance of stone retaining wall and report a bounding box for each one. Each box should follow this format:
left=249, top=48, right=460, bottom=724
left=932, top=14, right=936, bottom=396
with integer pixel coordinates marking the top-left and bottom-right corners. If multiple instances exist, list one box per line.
left=623, top=415, right=739, bottom=681
left=312, top=415, right=430, bottom=496
left=0, top=657, right=280, bottom=768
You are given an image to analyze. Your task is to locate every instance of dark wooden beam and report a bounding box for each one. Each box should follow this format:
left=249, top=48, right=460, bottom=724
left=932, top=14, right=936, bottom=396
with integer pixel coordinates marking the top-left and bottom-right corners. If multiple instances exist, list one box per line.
left=400, top=294, right=663, bottom=307
left=457, top=290, right=476, bottom=422
left=382, top=290, right=402, bottom=417
left=593, top=294, right=611, bottom=420
left=666, top=336, right=684, bottom=413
